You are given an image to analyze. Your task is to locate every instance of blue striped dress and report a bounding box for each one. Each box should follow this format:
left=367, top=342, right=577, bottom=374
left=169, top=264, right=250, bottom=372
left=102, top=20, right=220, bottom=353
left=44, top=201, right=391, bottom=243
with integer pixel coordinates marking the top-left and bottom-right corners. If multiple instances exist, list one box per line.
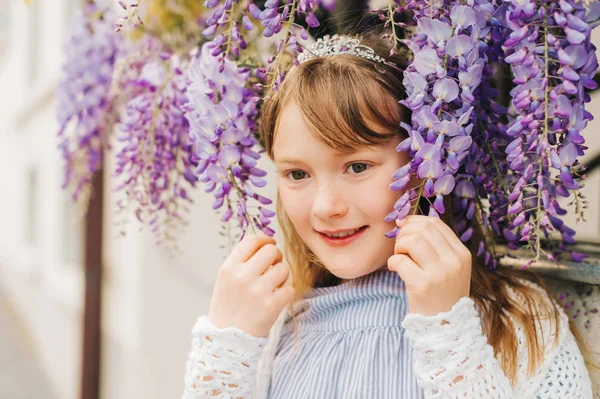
left=267, top=268, right=425, bottom=398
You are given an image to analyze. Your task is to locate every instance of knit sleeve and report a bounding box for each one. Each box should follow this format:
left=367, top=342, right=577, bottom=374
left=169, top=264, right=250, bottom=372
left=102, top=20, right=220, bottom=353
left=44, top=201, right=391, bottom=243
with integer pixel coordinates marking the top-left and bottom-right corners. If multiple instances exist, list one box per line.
left=519, top=330, right=592, bottom=398
left=401, top=296, right=592, bottom=398
left=181, top=315, right=268, bottom=399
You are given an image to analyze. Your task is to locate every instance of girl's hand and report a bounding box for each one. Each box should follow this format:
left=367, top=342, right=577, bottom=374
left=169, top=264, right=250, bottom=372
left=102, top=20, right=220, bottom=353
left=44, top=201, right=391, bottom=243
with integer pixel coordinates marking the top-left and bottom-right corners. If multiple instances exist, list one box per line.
left=387, top=215, right=472, bottom=316
left=208, top=235, right=296, bottom=338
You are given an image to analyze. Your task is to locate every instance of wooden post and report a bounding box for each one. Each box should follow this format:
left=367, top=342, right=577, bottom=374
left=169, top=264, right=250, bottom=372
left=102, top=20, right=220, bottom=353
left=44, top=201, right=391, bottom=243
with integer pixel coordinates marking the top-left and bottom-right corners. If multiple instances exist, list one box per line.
left=80, top=169, right=103, bottom=399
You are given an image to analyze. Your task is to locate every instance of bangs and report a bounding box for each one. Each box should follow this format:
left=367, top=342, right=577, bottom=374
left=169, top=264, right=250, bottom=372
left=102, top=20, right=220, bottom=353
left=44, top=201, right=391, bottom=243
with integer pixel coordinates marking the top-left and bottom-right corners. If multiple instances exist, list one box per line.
left=281, top=55, right=406, bottom=154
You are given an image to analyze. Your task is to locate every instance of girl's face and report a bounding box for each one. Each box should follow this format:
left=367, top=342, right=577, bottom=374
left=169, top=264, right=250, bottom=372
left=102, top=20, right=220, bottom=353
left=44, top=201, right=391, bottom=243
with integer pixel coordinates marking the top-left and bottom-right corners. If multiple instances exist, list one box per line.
left=273, top=99, right=412, bottom=280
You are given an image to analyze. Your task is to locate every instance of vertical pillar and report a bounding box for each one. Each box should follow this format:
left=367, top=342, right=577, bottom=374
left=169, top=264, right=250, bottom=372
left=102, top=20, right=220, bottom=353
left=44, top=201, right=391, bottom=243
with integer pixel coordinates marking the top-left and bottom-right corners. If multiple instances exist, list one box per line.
left=80, top=169, right=103, bottom=399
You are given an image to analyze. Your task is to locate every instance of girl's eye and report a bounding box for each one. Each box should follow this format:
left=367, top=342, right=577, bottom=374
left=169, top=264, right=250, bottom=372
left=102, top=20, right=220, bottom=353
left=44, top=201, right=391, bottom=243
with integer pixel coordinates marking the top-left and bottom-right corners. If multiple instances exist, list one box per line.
left=287, top=170, right=307, bottom=181
left=285, top=163, right=369, bottom=181
left=347, top=162, right=370, bottom=174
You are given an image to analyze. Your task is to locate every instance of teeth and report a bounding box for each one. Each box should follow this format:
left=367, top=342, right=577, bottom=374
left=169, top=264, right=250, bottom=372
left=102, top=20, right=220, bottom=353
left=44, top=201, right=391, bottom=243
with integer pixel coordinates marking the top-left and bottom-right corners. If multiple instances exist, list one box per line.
left=325, top=227, right=362, bottom=238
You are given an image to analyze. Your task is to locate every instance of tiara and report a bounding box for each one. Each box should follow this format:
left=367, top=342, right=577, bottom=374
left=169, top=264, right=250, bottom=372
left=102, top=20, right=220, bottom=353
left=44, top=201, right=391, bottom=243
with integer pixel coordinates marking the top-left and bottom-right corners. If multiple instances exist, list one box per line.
left=297, top=34, right=400, bottom=69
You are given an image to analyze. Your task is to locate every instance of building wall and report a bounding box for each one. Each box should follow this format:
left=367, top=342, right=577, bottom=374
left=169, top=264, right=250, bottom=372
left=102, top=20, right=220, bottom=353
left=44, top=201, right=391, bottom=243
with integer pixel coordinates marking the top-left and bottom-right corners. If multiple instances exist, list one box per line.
left=0, top=1, right=92, bottom=399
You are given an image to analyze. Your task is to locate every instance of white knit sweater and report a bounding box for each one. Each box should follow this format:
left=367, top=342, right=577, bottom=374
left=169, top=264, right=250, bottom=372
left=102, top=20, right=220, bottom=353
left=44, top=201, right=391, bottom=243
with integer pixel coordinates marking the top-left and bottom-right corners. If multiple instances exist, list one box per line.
left=182, top=280, right=593, bottom=398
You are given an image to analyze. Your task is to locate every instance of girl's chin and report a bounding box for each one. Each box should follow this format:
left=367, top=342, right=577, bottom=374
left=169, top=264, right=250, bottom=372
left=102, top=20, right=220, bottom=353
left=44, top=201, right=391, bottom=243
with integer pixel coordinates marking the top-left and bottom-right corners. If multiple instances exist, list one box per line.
left=323, top=265, right=385, bottom=281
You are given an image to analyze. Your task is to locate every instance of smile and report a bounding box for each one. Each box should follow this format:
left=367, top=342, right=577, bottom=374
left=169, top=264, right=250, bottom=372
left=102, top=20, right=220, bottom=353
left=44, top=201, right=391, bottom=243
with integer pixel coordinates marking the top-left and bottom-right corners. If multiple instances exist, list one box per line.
left=318, top=226, right=368, bottom=246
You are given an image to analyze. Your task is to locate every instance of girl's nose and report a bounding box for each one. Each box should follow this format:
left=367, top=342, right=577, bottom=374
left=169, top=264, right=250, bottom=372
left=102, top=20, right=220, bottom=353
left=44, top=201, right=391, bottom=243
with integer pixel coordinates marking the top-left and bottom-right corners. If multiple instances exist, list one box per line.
left=311, top=181, right=348, bottom=221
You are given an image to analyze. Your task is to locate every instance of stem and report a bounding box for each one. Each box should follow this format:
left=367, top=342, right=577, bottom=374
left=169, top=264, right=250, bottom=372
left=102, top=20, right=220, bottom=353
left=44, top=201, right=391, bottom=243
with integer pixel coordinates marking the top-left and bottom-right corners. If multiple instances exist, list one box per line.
left=484, top=138, right=510, bottom=196
left=264, top=0, right=297, bottom=100
left=142, top=64, right=173, bottom=202
left=534, top=9, right=550, bottom=261
left=475, top=194, right=497, bottom=259
left=225, top=1, right=237, bottom=57
left=224, top=196, right=233, bottom=251
left=228, top=167, right=259, bottom=234
left=388, top=1, right=400, bottom=49
left=411, top=183, right=426, bottom=215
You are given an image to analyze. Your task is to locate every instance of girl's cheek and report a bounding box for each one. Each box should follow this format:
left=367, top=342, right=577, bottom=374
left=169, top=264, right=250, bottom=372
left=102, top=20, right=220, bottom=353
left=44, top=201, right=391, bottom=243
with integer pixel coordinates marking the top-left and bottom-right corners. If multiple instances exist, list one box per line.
left=279, top=185, right=301, bottom=213
left=280, top=187, right=312, bottom=226
left=355, top=177, right=390, bottom=203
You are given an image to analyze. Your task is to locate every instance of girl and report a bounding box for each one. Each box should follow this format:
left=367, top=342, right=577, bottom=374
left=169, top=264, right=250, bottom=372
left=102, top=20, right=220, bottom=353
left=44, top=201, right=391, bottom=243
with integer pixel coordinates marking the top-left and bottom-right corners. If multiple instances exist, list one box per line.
left=182, top=32, right=593, bottom=398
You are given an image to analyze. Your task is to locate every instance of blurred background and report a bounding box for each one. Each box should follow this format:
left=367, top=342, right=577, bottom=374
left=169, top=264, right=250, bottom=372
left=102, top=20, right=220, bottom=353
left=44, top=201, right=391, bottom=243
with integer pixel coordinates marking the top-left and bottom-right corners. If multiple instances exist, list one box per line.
left=0, top=1, right=282, bottom=398
left=0, top=1, right=599, bottom=399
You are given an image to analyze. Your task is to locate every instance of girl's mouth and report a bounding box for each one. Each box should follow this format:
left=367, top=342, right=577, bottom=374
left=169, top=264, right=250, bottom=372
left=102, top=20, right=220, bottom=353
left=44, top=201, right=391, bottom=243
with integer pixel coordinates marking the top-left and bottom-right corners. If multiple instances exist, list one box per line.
left=319, top=226, right=368, bottom=247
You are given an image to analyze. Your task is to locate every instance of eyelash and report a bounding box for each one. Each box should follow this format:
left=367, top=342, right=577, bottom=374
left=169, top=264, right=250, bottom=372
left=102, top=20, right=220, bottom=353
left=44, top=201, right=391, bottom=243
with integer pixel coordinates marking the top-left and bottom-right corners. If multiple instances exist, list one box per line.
left=285, top=162, right=371, bottom=181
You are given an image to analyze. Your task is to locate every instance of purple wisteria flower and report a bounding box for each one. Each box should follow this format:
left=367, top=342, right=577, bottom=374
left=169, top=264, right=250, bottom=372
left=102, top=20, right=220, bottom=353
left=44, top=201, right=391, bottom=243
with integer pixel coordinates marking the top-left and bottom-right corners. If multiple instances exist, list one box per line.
left=184, top=41, right=276, bottom=241
left=499, top=0, right=597, bottom=265
left=114, top=37, right=198, bottom=247
left=201, top=0, right=335, bottom=95
left=57, top=4, right=123, bottom=205
left=448, top=1, right=515, bottom=269
left=386, top=1, right=493, bottom=245
left=195, top=1, right=335, bottom=241
left=382, top=0, right=597, bottom=269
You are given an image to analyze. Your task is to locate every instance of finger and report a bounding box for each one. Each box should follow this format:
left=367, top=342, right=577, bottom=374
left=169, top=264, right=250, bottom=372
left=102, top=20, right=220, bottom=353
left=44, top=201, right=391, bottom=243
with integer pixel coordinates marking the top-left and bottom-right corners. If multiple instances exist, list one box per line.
left=394, top=232, right=439, bottom=269
left=273, top=285, right=296, bottom=307
left=246, top=243, right=283, bottom=276
left=226, top=235, right=276, bottom=267
left=398, top=216, right=471, bottom=261
left=399, top=215, right=463, bottom=250
left=387, top=253, right=424, bottom=283
left=260, top=262, right=290, bottom=291
left=396, top=218, right=455, bottom=259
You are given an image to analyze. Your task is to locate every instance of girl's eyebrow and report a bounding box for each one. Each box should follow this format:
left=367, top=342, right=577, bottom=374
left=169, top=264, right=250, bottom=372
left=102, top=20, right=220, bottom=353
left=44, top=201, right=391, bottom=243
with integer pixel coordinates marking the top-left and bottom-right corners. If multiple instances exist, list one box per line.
left=275, top=149, right=378, bottom=164
left=274, top=157, right=307, bottom=165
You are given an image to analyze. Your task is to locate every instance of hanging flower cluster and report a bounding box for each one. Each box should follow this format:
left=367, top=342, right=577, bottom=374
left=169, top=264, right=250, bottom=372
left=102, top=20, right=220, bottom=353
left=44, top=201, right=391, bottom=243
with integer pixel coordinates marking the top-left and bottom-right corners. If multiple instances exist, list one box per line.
left=201, top=0, right=335, bottom=95
left=58, top=0, right=600, bottom=261
left=57, top=3, right=123, bottom=206
left=386, top=2, right=492, bottom=237
left=183, top=41, right=275, bottom=241
left=181, top=0, right=336, bottom=240
left=497, top=0, right=599, bottom=266
left=378, top=0, right=599, bottom=268
left=445, top=2, right=515, bottom=270
left=113, top=37, right=198, bottom=247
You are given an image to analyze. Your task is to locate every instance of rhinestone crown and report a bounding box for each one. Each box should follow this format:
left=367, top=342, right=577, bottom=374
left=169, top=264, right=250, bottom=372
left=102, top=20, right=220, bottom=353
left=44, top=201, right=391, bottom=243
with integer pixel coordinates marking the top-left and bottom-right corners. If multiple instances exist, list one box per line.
left=297, top=34, right=397, bottom=68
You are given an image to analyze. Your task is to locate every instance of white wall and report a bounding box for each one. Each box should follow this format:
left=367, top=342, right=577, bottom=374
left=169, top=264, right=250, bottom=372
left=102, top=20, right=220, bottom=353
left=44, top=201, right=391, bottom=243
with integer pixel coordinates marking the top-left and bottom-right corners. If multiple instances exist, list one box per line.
left=0, top=1, right=89, bottom=399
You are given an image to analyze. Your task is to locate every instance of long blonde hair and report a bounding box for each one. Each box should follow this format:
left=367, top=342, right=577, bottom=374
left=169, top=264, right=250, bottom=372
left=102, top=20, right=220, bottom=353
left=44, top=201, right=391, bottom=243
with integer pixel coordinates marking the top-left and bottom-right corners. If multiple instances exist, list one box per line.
left=258, top=31, right=592, bottom=385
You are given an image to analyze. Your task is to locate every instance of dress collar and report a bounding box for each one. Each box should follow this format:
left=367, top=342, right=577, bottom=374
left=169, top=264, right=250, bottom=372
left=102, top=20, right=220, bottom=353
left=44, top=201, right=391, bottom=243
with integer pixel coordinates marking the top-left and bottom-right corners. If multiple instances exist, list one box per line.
left=283, top=269, right=408, bottom=333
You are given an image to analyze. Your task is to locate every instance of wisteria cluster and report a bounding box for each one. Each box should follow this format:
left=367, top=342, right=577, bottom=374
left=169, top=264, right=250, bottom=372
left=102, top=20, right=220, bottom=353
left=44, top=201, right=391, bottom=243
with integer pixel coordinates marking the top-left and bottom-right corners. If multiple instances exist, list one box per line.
left=378, top=0, right=599, bottom=268
left=202, top=0, right=335, bottom=94
left=113, top=37, right=198, bottom=247
left=57, top=4, right=123, bottom=206
left=59, top=0, right=600, bottom=260
left=498, top=0, right=599, bottom=265
left=386, top=2, right=494, bottom=245
left=180, top=0, right=339, bottom=240
left=458, top=2, right=515, bottom=269
left=183, top=41, right=276, bottom=241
